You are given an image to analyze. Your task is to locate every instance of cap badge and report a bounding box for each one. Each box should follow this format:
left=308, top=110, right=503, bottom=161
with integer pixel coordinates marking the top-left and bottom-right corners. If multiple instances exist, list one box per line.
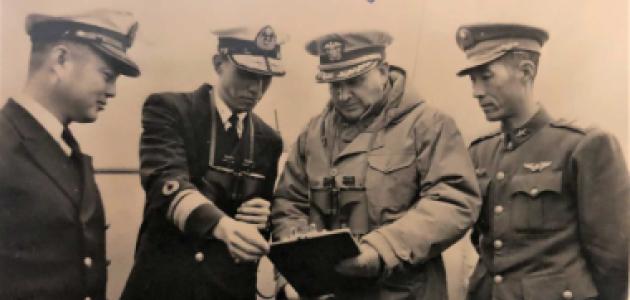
left=523, top=161, right=552, bottom=173
left=457, top=28, right=473, bottom=49
left=323, top=40, right=344, bottom=61
left=255, top=25, right=277, bottom=51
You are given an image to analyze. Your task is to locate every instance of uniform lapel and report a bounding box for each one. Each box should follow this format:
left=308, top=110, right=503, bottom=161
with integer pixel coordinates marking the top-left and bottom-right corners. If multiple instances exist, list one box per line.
left=3, top=100, right=81, bottom=207
left=191, top=84, right=212, bottom=174
left=78, top=154, right=102, bottom=222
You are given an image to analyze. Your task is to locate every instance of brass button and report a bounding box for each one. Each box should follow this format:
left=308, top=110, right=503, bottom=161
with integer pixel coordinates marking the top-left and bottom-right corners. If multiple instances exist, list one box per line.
left=562, top=290, right=573, bottom=299
left=494, top=239, right=503, bottom=250
left=83, top=257, right=93, bottom=268
left=494, top=275, right=503, bottom=284
left=330, top=168, right=338, bottom=176
left=194, top=251, right=204, bottom=262
left=530, top=188, right=539, bottom=196
left=496, top=172, right=505, bottom=180
left=494, top=205, right=504, bottom=214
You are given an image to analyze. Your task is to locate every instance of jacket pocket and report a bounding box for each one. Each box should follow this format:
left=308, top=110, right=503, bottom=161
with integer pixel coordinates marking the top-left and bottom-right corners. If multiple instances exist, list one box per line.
left=522, top=272, right=598, bottom=300
left=509, top=171, right=569, bottom=232
left=367, top=152, right=415, bottom=174
left=367, top=152, right=417, bottom=213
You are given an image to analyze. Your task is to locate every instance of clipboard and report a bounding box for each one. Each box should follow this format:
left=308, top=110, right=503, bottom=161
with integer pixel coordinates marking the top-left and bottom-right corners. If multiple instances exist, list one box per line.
left=268, top=228, right=361, bottom=297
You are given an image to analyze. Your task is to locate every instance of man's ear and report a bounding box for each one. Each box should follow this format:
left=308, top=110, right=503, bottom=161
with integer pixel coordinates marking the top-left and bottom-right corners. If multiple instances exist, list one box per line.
left=377, top=61, right=390, bottom=76
left=518, top=60, right=537, bottom=83
left=49, top=43, right=71, bottom=77
left=212, top=54, right=224, bottom=74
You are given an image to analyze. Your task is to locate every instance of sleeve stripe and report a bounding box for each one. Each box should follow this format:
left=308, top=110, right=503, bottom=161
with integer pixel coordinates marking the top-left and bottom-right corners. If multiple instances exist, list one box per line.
left=167, top=190, right=210, bottom=231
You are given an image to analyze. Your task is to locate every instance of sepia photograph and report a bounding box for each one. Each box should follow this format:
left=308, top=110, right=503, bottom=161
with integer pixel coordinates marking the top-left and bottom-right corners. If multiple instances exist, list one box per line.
left=0, top=0, right=628, bottom=299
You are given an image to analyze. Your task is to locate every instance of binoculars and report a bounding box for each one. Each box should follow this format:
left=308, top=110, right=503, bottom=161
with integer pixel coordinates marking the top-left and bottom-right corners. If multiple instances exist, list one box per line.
left=198, top=156, right=266, bottom=216
left=309, top=175, right=369, bottom=235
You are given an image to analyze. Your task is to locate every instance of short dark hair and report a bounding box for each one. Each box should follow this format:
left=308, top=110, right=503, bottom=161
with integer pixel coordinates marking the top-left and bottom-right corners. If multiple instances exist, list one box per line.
left=27, top=40, right=57, bottom=75
left=502, top=50, right=540, bottom=78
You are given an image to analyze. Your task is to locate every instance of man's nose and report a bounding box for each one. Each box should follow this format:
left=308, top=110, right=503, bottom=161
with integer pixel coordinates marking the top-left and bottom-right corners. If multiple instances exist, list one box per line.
left=472, top=81, right=485, bottom=100
left=245, top=79, right=261, bottom=97
left=335, top=85, right=352, bottom=102
left=105, top=81, right=117, bottom=98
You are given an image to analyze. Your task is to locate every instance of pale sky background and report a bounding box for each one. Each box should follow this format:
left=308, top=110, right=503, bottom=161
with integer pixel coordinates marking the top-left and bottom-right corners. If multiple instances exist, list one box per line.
left=1, top=0, right=628, bottom=169
left=1, top=1, right=628, bottom=299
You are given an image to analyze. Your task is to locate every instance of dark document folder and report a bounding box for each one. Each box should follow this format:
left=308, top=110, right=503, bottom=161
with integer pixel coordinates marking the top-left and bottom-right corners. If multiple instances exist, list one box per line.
left=268, top=228, right=361, bottom=297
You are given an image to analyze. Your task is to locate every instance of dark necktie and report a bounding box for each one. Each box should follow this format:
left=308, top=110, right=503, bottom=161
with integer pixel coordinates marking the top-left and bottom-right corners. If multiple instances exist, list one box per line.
left=226, top=113, right=239, bottom=142
left=62, top=126, right=81, bottom=156
left=61, top=126, right=84, bottom=197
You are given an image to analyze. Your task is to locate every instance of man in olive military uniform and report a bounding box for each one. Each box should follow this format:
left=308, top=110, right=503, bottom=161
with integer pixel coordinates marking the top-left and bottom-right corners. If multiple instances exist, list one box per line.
left=0, top=9, right=140, bottom=300
left=121, top=26, right=284, bottom=300
left=271, top=31, right=481, bottom=300
left=455, top=24, right=629, bottom=300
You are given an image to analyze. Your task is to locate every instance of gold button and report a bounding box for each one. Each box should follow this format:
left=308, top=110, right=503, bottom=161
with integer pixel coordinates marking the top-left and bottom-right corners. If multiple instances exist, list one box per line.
left=494, top=239, right=503, bottom=250
left=494, top=275, right=503, bottom=284
left=83, top=257, right=92, bottom=268
left=330, top=168, right=338, bottom=176
left=194, top=251, right=204, bottom=262
left=562, top=290, right=573, bottom=299
left=530, top=188, right=539, bottom=196
left=496, top=172, right=505, bottom=180
left=494, top=205, right=504, bottom=214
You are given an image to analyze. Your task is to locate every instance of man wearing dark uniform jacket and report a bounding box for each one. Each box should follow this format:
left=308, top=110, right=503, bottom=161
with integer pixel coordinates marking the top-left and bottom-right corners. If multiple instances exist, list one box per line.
left=0, top=9, right=140, bottom=300
left=121, top=25, right=284, bottom=300
left=455, top=23, right=629, bottom=300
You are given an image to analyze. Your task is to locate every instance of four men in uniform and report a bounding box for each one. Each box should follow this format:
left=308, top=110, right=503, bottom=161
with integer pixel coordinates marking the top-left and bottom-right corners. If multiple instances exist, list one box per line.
left=1, top=8, right=628, bottom=300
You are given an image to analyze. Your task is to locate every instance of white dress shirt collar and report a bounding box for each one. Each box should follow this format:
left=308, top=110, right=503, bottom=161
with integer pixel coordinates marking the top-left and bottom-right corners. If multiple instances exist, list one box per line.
left=213, top=92, right=247, bottom=138
left=13, top=94, right=72, bottom=156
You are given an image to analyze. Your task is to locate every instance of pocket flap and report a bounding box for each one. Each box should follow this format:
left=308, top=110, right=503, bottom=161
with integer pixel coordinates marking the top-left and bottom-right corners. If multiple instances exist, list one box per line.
left=367, top=153, right=415, bottom=173
left=522, top=272, right=598, bottom=300
left=509, top=172, right=562, bottom=197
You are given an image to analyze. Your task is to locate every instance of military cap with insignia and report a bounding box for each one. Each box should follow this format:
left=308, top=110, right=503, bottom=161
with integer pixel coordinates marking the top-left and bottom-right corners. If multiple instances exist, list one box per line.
left=455, top=23, right=549, bottom=76
left=306, top=31, right=393, bottom=83
left=212, top=25, right=286, bottom=76
left=26, top=9, right=140, bottom=77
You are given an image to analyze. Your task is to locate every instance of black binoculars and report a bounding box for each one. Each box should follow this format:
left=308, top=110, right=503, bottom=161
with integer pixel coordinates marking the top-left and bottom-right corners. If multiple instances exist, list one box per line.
left=198, top=156, right=266, bottom=216
left=309, top=175, right=369, bottom=235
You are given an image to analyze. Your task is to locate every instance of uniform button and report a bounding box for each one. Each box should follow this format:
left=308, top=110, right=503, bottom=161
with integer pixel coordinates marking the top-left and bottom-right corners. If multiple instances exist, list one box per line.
left=496, top=172, right=505, bottom=180
left=562, top=290, right=573, bottom=299
left=530, top=188, right=539, bottom=196
left=83, top=257, right=93, bottom=268
left=494, top=275, right=503, bottom=284
left=494, top=205, right=504, bottom=214
left=330, top=168, right=338, bottom=176
left=494, top=239, right=503, bottom=250
left=194, top=251, right=204, bottom=262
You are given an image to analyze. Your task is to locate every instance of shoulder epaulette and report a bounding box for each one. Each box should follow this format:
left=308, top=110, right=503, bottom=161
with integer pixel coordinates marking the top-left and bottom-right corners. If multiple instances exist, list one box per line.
left=470, top=130, right=502, bottom=147
left=549, top=118, right=587, bottom=134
